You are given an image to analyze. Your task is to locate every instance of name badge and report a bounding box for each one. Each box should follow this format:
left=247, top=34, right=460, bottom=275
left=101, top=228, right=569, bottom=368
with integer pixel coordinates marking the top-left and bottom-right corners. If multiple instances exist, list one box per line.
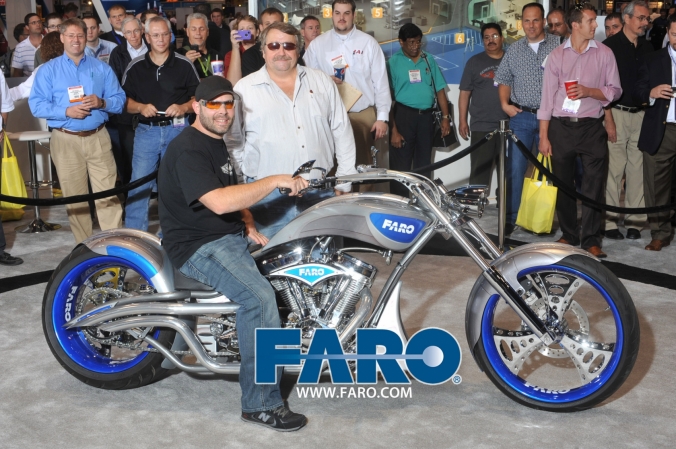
left=331, top=54, right=347, bottom=67
left=562, top=97, right=581, bottom=114
left=409, top=70, right=422, bottom=83
left=68, top=85, right=85, bottom=103
left=172, top=116, right=186, bottom=128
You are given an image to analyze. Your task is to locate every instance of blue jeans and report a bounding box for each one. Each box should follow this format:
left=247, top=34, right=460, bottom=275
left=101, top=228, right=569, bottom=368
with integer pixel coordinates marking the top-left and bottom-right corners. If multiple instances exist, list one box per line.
left=246, top=177, right=335, bottom=239
left=180, top=233, right=284, bottom=412
left=125, top=124, right=184, bottom=231
left=507, top=111, right=540, bottom=225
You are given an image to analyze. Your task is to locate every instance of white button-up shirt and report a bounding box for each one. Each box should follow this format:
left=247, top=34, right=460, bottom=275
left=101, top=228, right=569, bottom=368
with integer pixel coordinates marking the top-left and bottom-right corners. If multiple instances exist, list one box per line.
left=127, top=40, right=148, bottom=60
left=231, top=65, right=357, bottom=191
left=304, top=26, right=391, bottom=121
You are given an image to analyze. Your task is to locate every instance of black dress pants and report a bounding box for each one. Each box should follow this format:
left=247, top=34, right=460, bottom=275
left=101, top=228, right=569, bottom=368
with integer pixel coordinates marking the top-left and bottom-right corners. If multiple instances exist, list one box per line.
left=389, top=104, right=435, bottom=197
left=549, top=117, right=607, bottom=249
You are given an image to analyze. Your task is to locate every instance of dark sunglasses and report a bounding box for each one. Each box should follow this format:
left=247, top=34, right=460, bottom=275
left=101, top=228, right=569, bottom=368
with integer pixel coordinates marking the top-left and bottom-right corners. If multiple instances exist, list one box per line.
left=266, top=42, right=297, bottom=51
left=201, top=100, right=235, bottom=110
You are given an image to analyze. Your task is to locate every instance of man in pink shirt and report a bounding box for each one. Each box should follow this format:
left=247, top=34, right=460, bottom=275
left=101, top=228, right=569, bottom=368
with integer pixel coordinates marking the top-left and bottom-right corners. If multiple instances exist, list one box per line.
left=538, top=2, right=622, bottom=258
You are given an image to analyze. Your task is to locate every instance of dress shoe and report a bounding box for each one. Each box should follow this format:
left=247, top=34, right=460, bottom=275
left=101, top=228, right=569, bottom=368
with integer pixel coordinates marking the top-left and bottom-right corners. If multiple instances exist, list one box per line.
left=645, top=239, right=670, bottom=251
left=555, top=237, right=572, bottom=245
left=0, top=251, right=23, bottom=266
left=604, top=229, right=624, bottom=240
left=626, top=228, right=641, bottom=240
left=586, top=246, right=607, bottom=258
left=505, top=223, right=516, bottom=236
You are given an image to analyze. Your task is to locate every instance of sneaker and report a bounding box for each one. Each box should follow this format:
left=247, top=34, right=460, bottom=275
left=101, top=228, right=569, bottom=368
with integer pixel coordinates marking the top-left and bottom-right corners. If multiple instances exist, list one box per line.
left=241, top=405, right=307, bottom=432
left=0, top=251, right=23, bottom=266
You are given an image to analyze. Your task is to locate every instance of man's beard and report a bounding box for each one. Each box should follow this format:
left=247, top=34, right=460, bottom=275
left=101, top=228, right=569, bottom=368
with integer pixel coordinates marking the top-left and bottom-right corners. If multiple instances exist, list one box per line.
left=199, top=110, right=232, bottom=136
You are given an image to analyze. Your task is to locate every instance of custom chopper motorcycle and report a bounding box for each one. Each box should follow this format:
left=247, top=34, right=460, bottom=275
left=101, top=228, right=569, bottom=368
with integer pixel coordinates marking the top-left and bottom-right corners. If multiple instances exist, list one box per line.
left=42, top=160, right=639, bottom=412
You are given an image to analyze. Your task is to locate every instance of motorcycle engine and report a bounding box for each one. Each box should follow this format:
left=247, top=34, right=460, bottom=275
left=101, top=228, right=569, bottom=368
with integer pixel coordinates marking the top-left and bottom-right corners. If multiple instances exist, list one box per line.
left=258, top=238, right=377, bottom=345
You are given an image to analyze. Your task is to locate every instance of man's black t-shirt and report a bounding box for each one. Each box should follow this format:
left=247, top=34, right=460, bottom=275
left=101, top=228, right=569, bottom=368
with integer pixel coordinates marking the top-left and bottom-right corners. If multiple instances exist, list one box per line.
left=158, top=126, right=244, bottom=268
left=603, top=32, right=654, bottom=107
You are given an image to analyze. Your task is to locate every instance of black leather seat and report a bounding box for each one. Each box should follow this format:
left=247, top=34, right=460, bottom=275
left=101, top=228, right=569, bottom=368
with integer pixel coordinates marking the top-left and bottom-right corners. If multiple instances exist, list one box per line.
left=173, top=267, right=214, bottom=291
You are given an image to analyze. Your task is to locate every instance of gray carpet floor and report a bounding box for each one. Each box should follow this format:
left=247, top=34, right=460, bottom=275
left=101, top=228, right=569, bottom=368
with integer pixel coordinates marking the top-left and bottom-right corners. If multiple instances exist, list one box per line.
left=1, top=202, right=674, bottom=448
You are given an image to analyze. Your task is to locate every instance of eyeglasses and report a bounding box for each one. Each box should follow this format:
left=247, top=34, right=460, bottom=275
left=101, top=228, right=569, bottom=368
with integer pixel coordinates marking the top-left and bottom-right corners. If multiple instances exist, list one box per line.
left=266, top=42, right=297, bottom=51
left=483, top=34, right=501, bottom=41
left=630, top=15, right=650, bottom=22
left=149, top=32, right=171, bottom=40
left=201, top=100, right=235, bottom=110
left=64, top=34, right=85, bottom=39
left=47, top=24, right=60, bottom=30
left=124, top=29, right=142, bottom=36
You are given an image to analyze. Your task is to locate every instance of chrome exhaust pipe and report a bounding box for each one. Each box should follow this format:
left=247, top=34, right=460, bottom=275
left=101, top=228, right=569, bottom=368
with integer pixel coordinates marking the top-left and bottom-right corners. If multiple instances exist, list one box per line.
left=99, top=315, right=242, bottom=374
left=66, top=302, right=240, bottom=329
left=339, top=288, right=373, bottom=346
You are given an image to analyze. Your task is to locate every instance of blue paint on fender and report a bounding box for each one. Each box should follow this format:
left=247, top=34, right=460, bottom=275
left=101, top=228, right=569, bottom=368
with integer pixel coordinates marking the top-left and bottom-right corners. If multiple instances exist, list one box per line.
left=370, top=213, right=426, bottom=244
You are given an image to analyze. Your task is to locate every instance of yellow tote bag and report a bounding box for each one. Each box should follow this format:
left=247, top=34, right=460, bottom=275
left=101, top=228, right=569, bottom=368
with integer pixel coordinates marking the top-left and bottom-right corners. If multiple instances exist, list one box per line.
left=515, top=154, right=557, bottom=234
left=1, top=136, right=27, bottom=221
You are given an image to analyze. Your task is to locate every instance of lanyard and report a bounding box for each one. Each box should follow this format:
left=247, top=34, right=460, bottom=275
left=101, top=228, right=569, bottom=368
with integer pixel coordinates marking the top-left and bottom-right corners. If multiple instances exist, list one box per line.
left=197, top=53, right=211, bottom=76
left=112, top=32, right=122, bottom=45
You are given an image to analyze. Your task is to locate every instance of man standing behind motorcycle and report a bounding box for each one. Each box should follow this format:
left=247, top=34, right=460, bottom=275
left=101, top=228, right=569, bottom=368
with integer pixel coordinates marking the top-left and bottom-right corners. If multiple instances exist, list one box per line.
left=157, top=76, right=309, bottom=431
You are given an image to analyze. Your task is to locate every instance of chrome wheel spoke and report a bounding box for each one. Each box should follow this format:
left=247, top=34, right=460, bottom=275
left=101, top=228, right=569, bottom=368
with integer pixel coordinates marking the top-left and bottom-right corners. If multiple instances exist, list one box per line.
left=493, top=327, right=543, bottom=375
left=559, top=333, right=615, bottom=385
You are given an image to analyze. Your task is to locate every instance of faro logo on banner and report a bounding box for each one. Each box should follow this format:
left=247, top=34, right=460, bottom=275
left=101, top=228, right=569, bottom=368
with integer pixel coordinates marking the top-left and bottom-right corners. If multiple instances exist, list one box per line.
left=255, top=328, right=462, bottom=385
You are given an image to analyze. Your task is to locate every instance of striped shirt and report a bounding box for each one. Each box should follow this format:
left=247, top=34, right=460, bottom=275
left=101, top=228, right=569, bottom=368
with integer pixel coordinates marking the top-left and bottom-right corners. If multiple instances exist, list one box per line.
left=11, top=38, right=40, bottom=76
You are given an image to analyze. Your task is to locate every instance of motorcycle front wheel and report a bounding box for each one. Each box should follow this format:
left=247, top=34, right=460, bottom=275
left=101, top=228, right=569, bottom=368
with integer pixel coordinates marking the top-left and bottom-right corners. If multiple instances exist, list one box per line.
left=42, top=245, right=176, bottom=390
left=474, top=255, right=640, bottom=412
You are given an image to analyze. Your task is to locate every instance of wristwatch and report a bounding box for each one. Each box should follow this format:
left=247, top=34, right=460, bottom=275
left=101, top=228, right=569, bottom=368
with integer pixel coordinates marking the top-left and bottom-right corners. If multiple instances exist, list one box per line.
left=441, top=115, right=451, bottom=119
left=100, top=99, right=106, bottom=110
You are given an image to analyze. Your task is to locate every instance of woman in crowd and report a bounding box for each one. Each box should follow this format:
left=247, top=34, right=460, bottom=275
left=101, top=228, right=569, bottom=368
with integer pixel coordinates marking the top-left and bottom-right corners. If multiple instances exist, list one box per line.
left=10, top=31, right=63, bottom=101
left=225, top=15, right=259, bottom=84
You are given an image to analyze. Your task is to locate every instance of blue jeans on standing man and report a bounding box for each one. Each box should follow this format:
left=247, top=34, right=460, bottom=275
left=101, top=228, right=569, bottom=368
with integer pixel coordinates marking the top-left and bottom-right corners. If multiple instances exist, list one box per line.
left=507, top=111, right=540, bottom=226
left=125, top=123, right=184, bottom=231
left=179, top=233, right=284, bottom=412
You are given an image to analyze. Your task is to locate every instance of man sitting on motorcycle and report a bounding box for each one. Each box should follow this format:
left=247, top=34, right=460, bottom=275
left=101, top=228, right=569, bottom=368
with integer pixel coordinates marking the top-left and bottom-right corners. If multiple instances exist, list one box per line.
left=157, top=75, right=309, bottom=431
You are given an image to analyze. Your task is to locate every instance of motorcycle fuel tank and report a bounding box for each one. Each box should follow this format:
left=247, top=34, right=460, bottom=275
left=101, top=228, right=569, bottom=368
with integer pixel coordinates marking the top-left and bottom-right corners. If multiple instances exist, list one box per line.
left=261, top=193, right=433, bottom=253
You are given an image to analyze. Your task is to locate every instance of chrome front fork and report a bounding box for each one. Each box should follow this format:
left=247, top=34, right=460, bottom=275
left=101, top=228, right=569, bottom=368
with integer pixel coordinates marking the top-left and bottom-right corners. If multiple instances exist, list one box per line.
left=411, top=187, right=557, bottom=345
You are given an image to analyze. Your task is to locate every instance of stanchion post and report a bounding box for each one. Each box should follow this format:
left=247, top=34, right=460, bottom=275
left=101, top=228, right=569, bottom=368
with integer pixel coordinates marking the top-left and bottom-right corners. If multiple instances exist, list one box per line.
left=498, top=119, right=508, bottom=251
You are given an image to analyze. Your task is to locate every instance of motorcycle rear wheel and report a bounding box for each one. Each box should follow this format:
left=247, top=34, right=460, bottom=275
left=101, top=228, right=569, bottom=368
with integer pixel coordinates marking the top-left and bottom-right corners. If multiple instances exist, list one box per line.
left=42, top=245, right=176, bottom=390
left=474, top=255, right=640, bottom=412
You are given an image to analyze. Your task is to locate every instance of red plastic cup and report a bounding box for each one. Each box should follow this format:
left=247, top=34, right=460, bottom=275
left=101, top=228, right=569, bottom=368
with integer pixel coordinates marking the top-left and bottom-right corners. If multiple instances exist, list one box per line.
left=564, top=80, right=578, bottom=99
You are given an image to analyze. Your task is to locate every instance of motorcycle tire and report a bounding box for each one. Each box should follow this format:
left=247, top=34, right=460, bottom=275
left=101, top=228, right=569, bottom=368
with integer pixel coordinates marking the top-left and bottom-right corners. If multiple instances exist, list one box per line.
left=42, top=245, right=176, bottom=390
left=474, top=254, right=640, bottom=412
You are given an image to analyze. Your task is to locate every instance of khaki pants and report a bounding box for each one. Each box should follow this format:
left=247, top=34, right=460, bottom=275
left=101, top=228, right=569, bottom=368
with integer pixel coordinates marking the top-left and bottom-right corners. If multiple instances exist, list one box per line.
left=348, top=106, right=377, bottom=192
left=50, top=128, right=123, bottom=243
left=605, top=108, right=646, bottom=230
left=643, top=123, right=676, bottom=241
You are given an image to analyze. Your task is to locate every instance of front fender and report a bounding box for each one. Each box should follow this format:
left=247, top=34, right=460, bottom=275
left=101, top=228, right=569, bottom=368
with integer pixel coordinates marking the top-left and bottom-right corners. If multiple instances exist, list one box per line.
left=464, top=243, right=598, bottom=367
left=80, top=228, right=175, bottom=293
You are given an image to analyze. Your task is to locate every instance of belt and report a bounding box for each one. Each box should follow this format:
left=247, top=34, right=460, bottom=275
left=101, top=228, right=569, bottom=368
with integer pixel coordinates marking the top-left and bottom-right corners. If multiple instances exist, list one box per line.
left=396, top=102, right=434, bottom=114
left=511, top=103, right=538, bottom=114
left=138, top=119, right=174, bottom=127
left=54, top=124, right=105, bottom=137
left=613, top=105, right=644, bottom=113
left=552, top=116, right=602, bottom=123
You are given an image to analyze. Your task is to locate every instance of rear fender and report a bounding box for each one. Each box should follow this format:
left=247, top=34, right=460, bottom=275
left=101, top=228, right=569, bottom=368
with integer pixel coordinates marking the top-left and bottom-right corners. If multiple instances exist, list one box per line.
left=81, top=228, right=175, bottom=293
left=465, top=243, right=598, bottom=367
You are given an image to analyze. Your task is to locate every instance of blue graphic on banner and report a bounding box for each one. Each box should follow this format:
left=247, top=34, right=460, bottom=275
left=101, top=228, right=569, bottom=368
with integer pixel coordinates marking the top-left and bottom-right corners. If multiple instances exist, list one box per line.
left=255, top=328, right=462, bottom=385
left=273, top=264, right=337, bottom=286
left=370, top=213, right=425, bottom=244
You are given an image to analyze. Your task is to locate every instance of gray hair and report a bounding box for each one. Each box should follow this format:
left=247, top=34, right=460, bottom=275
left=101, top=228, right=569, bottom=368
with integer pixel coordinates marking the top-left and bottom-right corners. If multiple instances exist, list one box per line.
left=259, top=22, right=303, bottom=54
left=121, top=17, right=142, bottom=32
left=144, top=16, right=171, bottom=34
left=624, top=0, right=649, bottom=18
left=186, top=12, right=208, bottom=29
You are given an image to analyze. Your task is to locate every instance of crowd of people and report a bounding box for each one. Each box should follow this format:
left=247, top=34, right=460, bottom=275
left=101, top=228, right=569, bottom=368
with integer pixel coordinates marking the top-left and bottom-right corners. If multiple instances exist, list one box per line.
left=1, top=0, right=676, bottom=430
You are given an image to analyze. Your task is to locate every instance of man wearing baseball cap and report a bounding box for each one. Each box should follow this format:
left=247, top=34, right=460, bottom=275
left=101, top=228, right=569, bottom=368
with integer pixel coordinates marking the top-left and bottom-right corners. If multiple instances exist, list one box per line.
left=158, top=76, right=308, bottom=431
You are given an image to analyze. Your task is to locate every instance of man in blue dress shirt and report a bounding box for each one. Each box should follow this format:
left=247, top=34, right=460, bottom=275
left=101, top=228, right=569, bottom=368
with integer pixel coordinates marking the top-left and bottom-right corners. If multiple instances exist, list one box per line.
left=29, top=18, right=126, bottom=244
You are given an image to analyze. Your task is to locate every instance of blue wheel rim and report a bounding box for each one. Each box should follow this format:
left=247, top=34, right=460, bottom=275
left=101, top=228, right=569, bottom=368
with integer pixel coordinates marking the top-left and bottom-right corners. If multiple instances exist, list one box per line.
left=481, top=265, right=624, bottom=404
left=51, top=256, right=157, bottom=374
